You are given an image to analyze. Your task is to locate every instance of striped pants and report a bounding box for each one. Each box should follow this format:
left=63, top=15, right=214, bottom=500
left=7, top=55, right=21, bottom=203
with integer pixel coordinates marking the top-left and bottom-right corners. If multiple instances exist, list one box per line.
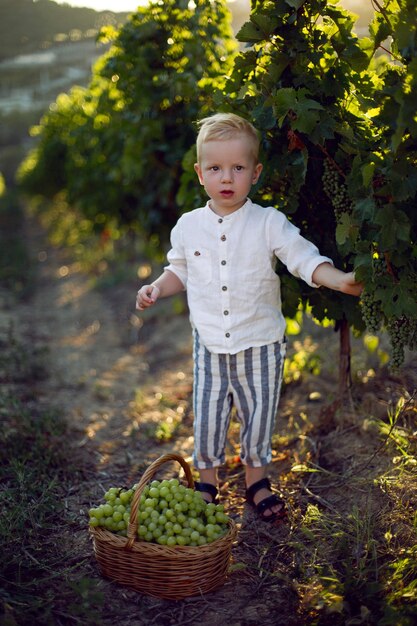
left=192, top=334, right=286, bottom=469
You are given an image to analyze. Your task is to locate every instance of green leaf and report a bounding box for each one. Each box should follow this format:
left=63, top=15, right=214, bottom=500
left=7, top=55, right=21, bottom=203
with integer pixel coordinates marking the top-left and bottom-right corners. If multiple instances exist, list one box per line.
left=236, top=20, right=266, bottom=43
left=272, top=88, right=297, bottom=126
left=353, top=198, right=375, bottom=222
left=362, top=162, right=375, bottom=188
left=335, top=212, right=358, bottom=246
left=375, top=205, right=411, bottom=249
left=251, top=13, right=280, bottom=37
left=285, top=0, right=306, bottom=9
left=292, top=109, right=320, bottom=134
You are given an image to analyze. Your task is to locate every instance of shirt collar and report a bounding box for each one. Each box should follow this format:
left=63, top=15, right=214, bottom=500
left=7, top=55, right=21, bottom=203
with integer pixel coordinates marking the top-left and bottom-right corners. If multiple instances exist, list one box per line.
left=205, top=198, right=252, bottom=221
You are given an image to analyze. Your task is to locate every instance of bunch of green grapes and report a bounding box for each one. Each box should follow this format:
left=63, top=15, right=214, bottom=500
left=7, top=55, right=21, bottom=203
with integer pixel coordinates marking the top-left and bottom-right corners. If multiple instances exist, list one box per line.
left=408, top=318, right=417, bottom=351
left=88, top=486, right=134, bottom=535
left=359, top=290, right=383, bottom=334
left=322, top=158, right=352, bottom=219
left=89, top=478, right=230, bottom=546
left=135, top=479, right=229, bottom=546
left=387, top=316, right=416, bottom=369
left=372, top=254, right=387, bottom=278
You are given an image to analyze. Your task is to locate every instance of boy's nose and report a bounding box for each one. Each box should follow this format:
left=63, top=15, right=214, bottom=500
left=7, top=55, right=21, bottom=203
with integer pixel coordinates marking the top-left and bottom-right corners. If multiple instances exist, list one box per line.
left=221, top=169, right=233, bottom=183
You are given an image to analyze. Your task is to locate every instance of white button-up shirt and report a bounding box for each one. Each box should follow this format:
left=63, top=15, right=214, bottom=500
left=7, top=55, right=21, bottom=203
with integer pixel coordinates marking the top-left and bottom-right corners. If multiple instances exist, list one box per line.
left=165, top=198, right=332, bottom=354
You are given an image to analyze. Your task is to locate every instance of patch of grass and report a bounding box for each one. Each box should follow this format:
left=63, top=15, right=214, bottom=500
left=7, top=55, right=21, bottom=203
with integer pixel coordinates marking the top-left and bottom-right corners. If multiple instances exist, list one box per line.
left=290, top=393, right=417, bottom=625
left=0, top=321, right=49, bottom=383
left=0, top=316, right=104, bottom=626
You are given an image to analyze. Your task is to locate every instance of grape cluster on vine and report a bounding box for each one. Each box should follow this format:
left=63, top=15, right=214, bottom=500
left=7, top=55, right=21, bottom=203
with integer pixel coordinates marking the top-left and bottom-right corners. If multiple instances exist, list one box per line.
left=89, top=478, right=230, bottom=546
left=387, top=316, right=417, bottom=369
left=359, top=290, right=383, bottom=334
left=372, top=254, right=387, bottom=278
left=322, top=158, right=352, bottom=220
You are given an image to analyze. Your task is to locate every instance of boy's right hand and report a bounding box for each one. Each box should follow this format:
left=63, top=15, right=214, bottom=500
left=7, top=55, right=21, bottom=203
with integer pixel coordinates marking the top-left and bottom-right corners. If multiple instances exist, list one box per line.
left=136, top=284, right=160, bottom=310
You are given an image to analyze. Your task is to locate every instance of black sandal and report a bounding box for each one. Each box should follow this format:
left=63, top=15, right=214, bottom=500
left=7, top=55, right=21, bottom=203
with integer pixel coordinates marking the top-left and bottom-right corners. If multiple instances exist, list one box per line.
left=194, top=481, right=218, bottom=504
left=245, top=477, right=286, bottom=523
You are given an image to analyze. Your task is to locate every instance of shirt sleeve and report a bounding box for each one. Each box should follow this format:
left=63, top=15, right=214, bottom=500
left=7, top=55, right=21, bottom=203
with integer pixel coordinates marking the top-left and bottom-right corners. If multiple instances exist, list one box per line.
left=164, top=219, right=188, bottom=288
left=268, top=210, right=333, bottom=288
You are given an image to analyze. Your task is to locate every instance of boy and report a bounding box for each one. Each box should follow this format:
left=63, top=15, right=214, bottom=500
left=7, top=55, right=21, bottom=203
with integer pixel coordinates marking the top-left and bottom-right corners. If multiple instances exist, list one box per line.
left=136, top=113, right=362, bottom=522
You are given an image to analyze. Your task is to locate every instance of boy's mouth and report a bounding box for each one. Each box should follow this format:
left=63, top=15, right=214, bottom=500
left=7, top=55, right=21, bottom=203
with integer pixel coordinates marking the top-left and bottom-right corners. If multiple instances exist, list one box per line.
left=220, top=190, right=234, bottom=197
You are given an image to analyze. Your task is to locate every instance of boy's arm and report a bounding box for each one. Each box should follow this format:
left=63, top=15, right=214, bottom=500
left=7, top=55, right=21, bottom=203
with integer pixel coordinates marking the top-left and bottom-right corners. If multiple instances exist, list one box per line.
left=136, top=270, right=184, bottom=310
left=312, top=262, right=363, bottom=297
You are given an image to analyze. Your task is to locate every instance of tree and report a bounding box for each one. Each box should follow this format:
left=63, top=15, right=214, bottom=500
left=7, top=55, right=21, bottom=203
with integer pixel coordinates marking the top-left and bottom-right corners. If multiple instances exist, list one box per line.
left=193, top=0, right=416, bottom=386
left=18, top=0, right=236, bottom=249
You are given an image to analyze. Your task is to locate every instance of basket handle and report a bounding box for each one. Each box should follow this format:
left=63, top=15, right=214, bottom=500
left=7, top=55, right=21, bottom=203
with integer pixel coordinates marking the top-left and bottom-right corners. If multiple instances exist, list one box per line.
left=125, top=453, right=195, bottom=549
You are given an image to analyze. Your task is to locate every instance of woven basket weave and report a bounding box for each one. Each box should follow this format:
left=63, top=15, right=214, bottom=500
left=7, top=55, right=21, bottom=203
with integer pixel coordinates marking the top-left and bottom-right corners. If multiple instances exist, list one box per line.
left=90, top=453, right=237, bottom=599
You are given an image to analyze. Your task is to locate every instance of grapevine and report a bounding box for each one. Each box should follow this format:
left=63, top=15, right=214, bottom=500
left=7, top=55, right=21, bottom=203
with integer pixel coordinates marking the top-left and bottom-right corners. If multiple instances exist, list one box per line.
left=89, top=479, right=230, bottom=546
left=321, top=159, right=353, bottom=221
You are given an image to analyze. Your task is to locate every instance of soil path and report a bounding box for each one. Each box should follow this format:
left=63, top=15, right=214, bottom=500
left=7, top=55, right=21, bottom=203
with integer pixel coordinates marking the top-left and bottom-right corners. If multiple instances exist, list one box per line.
left=12, top=219, right=416, bottom=626
left=13, top=222, right=306, bottom=625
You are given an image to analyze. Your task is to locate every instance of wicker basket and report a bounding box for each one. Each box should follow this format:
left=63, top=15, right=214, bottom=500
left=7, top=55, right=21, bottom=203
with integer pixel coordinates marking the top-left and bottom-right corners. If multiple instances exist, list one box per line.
left=90, top=453, right=237, bottom=600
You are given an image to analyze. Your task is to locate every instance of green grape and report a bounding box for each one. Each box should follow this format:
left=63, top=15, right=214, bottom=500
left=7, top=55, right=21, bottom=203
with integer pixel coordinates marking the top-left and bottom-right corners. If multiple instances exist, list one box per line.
left=153, top=527, right=163, bottom=539
left=159, top=486, right=170, bottom=498
left=102, top=503, right=113, bottom=516
left=157, top=535, right=168, bottom=545
left=176, top=535, right=187, bottom=546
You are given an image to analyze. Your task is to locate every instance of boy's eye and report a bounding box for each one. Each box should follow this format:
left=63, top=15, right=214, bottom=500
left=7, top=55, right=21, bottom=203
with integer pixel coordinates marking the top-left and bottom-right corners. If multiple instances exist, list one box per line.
left=210, top=166, right=219, bottom=171
left=235, top=165, right=244, bottom=171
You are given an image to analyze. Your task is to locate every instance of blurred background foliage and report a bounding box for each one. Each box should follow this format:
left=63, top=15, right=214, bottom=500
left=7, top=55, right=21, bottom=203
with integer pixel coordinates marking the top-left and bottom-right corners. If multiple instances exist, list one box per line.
left=3, top=0, right=417, bottom=369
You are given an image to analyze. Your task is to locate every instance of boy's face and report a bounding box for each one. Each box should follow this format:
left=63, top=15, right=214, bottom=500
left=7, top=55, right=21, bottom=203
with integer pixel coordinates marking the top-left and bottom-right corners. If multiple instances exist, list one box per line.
left=194, top=135, right=262, bottom=215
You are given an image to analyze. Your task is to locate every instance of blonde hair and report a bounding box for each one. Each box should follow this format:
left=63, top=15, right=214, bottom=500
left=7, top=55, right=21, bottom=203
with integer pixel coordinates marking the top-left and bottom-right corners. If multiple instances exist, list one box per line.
left=195, top=113, right=260, bottom=163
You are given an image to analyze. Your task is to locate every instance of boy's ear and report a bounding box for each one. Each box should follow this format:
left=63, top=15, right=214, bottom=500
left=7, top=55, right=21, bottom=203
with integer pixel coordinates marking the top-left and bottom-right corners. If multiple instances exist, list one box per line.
left=253, top=162, right=263, bottom=184
left=194, top=163, right=204, bottom=185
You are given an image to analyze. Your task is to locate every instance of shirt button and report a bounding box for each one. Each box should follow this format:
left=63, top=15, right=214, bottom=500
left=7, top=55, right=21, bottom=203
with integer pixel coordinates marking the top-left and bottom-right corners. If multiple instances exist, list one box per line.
left=225, top=332, right=230, bottom=338
left=222, top=286, right=227, bottom=291
left=221, top=260, right=226, bottom=265
left=224, top=310, right=229, bottom=315
left=218, top=218, right=223, bottom=223
left=220, top=235, right=226, bottom=241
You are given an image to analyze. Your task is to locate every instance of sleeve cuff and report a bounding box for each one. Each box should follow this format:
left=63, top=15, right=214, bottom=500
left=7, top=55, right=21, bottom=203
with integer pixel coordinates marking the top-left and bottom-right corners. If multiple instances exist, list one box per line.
left=164, top=265, right=187, bottom=290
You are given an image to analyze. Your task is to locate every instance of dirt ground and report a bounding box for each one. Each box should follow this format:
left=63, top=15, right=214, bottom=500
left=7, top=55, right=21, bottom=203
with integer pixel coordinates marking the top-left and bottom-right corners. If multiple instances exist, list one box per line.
left=5, top=220, right=417, bottom=626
